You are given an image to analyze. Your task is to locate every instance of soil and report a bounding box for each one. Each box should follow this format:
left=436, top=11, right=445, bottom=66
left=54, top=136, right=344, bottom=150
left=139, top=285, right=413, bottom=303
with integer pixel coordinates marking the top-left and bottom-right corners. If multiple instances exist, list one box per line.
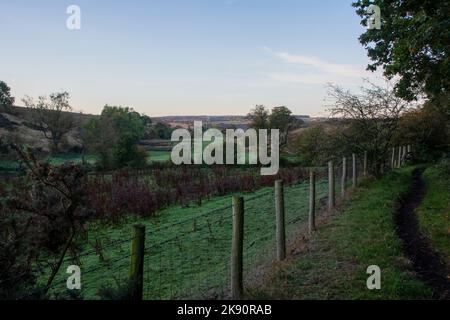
left=394, top=168, right=450, bottom=299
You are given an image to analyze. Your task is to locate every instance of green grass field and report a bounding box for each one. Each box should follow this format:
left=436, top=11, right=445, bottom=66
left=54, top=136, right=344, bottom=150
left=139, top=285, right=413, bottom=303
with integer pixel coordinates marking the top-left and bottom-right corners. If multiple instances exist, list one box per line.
left=247, top=167, right=433, bottom=299
left=42, top=177, right=331, bottom=300
left=49, top=150, right=172, bottom=164
left=0, top=143, right=256, bottom=170
left=416, top=165, right=450, bottom=259
left=148, top=150, right=172, bottom=162
left=1, top=153, right=99, bottom=170
left=0, top=137, right=284, bottom=170
left=0, top=150, right=172, bottom=171
left=47, top=153, right=98, bottom=165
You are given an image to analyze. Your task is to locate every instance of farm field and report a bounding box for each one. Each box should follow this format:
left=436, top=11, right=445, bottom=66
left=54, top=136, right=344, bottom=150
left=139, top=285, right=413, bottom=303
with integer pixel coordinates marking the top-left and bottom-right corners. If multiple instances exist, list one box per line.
left=0, top=150, right=172, bottom=171
left=0, top=153, right=99, bottom=171
left=0, top=137, right=266, bottom=171
left=47, top=153, right=98, bottom=165
left=148, top=150, right=172, bottom=162
left=40, top=177, right=332, bottom=300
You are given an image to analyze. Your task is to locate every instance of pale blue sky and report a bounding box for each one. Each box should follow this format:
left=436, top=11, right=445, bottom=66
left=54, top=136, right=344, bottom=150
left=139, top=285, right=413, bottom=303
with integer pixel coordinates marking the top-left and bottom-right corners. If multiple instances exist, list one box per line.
left=0, top=0, right=379, bottom=116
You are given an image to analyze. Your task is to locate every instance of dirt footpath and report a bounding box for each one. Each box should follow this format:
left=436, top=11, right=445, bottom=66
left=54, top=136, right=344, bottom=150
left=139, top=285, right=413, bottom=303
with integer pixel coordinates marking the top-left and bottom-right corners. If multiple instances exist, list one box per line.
left=394, top=168, right=450, bottom=299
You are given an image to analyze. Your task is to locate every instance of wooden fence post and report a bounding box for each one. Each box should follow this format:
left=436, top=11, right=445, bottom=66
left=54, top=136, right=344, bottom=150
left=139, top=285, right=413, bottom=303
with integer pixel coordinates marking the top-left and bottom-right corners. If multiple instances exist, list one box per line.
left=129, top=224, right=145, bottom=301
left=399, top=146, right=403, bottom=166
left=402, top=146, right=407, bottom=163
left=352, top=154, right=358, bottom=188
left=341, top=157, right=347, bottom=198
left=328, top=161, right=335, bottom=211
left=391, top=147, right=395, bottom=169
left=309, top=170, right=316, bottom=233
left=363, top=151, right=368, bottom=176
left=275, top=180, right=286, bottom=261
left=231, top=196, right=244, bottom=299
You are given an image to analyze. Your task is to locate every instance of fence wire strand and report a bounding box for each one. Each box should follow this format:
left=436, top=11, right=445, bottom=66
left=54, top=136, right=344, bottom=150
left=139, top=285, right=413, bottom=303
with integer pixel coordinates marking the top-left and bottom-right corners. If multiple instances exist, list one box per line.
left=8, top=163, right=374, bottom=300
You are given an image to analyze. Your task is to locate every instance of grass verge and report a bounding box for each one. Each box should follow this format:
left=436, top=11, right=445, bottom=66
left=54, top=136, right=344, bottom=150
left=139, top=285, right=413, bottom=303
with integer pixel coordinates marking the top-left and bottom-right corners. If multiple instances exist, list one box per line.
left=247, top=167, right=433, bottom=299
left=416, top=165, right=450, bottom=260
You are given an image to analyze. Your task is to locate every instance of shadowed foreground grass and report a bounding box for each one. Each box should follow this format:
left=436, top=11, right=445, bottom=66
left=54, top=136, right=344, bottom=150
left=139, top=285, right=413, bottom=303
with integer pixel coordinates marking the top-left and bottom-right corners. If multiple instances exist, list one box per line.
left=247, top=167, right=433, bottom=299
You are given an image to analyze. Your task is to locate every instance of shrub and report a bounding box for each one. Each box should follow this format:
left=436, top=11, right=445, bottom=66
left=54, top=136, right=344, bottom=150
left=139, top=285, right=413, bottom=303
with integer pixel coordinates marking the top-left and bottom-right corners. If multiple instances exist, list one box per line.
left=0, top=145, right=93, bottom=298
left=87, top=166, right=310, bottom=220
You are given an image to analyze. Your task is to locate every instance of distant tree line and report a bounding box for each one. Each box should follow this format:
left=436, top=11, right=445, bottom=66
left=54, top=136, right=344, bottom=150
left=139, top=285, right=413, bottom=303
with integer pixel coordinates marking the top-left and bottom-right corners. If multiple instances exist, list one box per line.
left=0, top=81, right=177, bottom=170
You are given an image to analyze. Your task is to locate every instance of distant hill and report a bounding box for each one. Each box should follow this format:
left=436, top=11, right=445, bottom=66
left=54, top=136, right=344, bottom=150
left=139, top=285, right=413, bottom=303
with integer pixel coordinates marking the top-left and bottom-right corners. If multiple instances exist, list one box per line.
left=155, top=114, right=312, bottom=130
left=154, top=114, right=311, bottom=122
left=0, top=106, right=90, bottom=153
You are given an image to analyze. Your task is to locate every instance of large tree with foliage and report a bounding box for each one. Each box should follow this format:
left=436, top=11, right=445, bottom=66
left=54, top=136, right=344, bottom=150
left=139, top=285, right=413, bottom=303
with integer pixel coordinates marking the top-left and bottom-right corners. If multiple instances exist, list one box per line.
left=269, top=106, right=300, bottom=146
left=394, top=102, right=449, bottom=161
left=83, top=106, right=146, bottom=169
left=247, top=105, right=270, bottom=130
left=23, top=91, right=75, bottom=153
left=248, top=105, right=300, bottom=147
left=353, top=0, right=450, bottom=106
left=144, top=122, right=172, bottom=140
left=0, top=81, right=15, bottom=113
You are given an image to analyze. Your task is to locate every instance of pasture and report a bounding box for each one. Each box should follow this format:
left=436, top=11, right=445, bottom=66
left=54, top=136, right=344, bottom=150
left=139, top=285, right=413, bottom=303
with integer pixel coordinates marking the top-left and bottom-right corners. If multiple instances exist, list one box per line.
left=41, top=177, right=331, bottom=299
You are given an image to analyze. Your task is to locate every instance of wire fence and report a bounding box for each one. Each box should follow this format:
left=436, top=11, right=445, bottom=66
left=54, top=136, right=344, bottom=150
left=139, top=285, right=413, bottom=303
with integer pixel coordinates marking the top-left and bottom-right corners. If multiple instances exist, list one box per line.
left=10, top=169, right=326, bottom=300
left=7, top=147, right=407, bottom=300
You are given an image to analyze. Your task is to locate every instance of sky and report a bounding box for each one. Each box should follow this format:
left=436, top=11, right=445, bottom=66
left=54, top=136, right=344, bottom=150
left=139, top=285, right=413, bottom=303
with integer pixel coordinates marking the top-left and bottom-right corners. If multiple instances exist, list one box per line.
left=0, top=0, right=382, bottom=117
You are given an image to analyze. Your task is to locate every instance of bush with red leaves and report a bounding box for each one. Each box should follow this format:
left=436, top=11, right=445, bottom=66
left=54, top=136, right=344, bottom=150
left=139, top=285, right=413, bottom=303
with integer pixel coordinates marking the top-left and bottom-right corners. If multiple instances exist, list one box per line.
left=87, top=166, right=310, bottom=220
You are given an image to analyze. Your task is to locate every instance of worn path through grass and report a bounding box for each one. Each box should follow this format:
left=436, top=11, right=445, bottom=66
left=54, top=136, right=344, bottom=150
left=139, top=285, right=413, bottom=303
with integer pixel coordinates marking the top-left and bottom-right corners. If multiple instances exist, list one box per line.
left=247, top=167, right=435, bottom=299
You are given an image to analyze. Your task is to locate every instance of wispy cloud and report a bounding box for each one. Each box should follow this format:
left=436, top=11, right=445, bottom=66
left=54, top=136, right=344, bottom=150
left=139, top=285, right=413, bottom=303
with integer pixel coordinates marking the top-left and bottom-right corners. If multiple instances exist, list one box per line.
left=264, top=47, right=377, bottom=85
left=275, top=52, right=364, bottom=78
left=268, top=73, right=338, bottom=85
